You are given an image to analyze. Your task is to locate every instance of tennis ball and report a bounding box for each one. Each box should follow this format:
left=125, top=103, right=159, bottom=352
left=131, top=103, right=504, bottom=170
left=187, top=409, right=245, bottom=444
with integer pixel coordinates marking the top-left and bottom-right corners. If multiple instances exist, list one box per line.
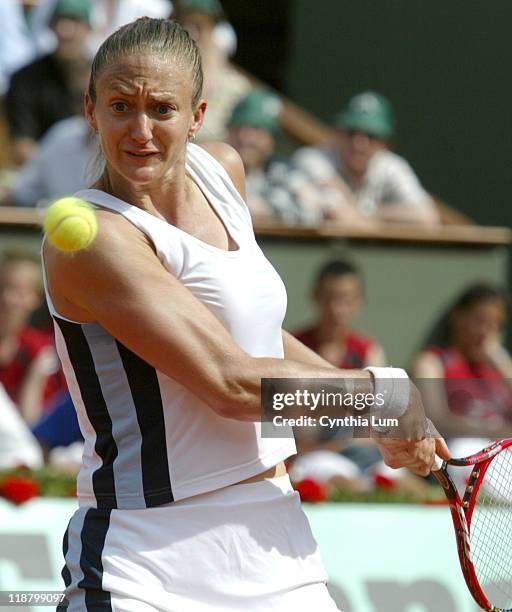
left=44, top=197, right=98, bottom=253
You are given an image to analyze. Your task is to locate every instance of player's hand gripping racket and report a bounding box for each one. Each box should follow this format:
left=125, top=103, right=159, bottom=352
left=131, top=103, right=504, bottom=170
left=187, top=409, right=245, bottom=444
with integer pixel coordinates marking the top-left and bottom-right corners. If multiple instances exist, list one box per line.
left=432, top=438, right=512, bottom=611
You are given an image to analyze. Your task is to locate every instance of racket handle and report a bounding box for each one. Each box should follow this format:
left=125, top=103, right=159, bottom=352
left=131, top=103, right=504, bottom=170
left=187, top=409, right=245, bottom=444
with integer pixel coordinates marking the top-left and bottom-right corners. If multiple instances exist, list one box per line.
left=431, top=455, right=444, bottom=471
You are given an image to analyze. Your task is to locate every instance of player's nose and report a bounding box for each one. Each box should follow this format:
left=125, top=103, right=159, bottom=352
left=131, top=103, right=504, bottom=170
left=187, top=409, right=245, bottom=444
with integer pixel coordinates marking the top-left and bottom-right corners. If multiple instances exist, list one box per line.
left=130, top=113, right=153, bottom=143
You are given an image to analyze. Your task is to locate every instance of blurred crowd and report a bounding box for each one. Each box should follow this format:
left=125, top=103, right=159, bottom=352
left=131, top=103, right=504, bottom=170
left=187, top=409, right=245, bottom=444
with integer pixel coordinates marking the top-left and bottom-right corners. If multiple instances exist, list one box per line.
left=0, top=0, right=441, bottom=227
left=1, top=0, right=508, bottom=495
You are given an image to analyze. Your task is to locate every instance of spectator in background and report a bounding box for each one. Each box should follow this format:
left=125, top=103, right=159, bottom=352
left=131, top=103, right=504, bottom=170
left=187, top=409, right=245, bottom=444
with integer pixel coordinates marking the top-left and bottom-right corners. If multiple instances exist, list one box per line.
left=3, top=115, right=96, bottom=207
left=175, top=0, right=252, bottom=141
left=293, top=91, right=439, bottom=225
left=5, top=0, right=92, bottom=165
left=0, top=382, right=43, bottom=469
left=227, top=89, right=316, bottom=223
left=294, top=259, right=386, bottom=367
left=290, top=260, right=394, bottom=490
left=0, top=251, right=64, bottom=424
left=412, top=283, right=512, bottom=440
left=227, top=89, right=367, bottom=225
left=30, top=0, right=171, bottom=57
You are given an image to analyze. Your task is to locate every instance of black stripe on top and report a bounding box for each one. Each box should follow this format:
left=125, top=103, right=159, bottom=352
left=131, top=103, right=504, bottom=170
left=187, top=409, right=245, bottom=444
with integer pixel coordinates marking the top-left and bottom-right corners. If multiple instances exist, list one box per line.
left=77, top=508, right=112, bottom=610
left=116, top=341, right=174, bottom=506
left=55, top=317, right=118, bottom=508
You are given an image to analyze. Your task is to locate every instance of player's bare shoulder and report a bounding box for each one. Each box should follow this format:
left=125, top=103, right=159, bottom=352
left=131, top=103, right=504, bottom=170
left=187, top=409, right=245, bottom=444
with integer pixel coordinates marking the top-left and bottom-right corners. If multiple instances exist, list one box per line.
left=43, top=207, right=155, bottom=322
left=199, top=141, right=246, bottom=199
left=44, top=207, right=145, bottom=268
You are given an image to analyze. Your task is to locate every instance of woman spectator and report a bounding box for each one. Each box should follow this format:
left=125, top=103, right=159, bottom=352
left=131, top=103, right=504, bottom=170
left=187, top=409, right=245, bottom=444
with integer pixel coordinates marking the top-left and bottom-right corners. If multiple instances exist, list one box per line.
left=412, top=283, right=512, bottom=440
left=0, top=251, right=65, bottom=424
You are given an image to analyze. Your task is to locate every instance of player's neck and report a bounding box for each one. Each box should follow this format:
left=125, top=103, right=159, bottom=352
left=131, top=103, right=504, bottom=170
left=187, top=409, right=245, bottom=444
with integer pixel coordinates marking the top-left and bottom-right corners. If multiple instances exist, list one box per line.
left=97, top=165, right=190, bottom=223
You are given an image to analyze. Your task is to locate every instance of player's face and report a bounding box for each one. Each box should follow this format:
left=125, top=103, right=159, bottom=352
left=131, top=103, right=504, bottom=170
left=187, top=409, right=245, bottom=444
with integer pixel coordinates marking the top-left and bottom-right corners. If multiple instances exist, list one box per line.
left=452, top=300, right=506, bottom=361
left=314, top=274, right=363, bottom=329
left=0, top=263, right=41, bottom=336
left=85, top=54, right=204, bottom=187
left=228, top=125, right=274, bottom=170
left=337, top=128, right=386, bottom=176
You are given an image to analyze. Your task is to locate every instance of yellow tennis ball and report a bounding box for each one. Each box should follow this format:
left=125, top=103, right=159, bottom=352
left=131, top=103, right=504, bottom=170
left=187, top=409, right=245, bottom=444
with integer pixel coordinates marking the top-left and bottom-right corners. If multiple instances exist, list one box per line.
left=43, top=197, right=98, bottom=253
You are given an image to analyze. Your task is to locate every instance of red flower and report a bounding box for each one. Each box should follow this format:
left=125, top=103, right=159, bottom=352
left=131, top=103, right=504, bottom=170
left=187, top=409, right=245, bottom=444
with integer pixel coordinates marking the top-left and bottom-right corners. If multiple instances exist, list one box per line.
left=372, top=472, right=397, bottom=490
left=294, top=478, right=327, bottom=503
left=0, top=475, right=40, bottom=505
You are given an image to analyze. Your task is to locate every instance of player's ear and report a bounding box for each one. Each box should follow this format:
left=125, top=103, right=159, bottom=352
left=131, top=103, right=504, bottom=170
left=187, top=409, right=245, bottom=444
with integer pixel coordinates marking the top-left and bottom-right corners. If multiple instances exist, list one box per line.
left=84, top=92, right=97, bottom=131
left=188, top=99, right=206, bottom=141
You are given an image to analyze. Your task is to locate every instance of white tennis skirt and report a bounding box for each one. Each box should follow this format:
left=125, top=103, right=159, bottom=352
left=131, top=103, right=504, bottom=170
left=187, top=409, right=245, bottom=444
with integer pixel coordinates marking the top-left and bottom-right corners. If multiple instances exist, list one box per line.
left=59, top=474, right=340, bottom=611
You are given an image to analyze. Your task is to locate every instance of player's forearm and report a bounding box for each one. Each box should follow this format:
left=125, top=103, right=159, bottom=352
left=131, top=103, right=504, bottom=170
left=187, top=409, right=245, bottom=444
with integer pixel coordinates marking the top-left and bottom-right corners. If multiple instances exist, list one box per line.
left=212, top=355, right=373, bottom=421
left=281, top=329, right=336, bottom=369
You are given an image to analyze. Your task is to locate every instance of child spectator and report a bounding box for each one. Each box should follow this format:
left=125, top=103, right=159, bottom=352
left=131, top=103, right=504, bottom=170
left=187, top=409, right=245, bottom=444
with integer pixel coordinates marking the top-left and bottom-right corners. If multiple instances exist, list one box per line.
left=294, top=259, right=386, bottom=368
left=290, top=260, right=393, bottom=490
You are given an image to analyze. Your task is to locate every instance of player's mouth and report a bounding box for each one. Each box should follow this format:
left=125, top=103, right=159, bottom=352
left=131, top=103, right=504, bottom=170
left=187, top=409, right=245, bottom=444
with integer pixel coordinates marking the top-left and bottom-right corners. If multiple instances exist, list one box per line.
left=125, top=150, right=159, bottom=158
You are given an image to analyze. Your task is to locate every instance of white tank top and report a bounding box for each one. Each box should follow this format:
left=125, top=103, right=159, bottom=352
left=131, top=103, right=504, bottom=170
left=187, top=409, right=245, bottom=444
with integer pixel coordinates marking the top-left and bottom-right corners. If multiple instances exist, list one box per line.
left=43, top=143, right=296, bottom=509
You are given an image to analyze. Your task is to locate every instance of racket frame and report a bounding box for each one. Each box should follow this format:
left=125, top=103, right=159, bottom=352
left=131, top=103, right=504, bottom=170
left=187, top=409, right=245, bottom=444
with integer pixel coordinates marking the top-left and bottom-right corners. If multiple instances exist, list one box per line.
left=432, top=438, right=512, bottom=612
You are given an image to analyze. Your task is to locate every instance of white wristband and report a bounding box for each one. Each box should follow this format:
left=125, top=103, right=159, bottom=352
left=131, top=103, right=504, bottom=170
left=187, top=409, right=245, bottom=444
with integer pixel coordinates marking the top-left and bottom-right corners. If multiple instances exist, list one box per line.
left=364, top=367, right=410, bottom=430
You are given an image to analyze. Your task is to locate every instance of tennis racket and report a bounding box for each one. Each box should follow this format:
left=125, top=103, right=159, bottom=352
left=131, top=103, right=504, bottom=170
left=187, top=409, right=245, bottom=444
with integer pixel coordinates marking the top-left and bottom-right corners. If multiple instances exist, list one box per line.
left=432, top=438, right=512, bottom=611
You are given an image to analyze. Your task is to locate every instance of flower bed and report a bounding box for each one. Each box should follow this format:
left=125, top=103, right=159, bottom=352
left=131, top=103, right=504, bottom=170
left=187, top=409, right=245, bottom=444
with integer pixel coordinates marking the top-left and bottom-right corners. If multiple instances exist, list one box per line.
left=0, top=468, right=76, bottom=504
left=0, top=468, right=446, bottom=506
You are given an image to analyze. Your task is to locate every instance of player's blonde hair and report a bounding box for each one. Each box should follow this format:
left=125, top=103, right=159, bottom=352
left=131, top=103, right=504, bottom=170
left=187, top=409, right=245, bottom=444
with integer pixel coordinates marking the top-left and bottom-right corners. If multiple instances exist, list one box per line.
left=88, top=17, right=203, bottom=109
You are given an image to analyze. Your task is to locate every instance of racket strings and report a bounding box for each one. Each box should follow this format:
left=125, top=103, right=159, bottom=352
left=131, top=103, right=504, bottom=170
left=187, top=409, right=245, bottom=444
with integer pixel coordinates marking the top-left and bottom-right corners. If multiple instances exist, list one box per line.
left=470, top=447, right=512, bottom=609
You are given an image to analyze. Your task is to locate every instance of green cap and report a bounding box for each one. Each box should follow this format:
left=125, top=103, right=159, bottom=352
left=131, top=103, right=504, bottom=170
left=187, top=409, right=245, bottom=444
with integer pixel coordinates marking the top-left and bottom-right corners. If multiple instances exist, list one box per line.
left=335, top=91, right=395, bottom=139
left=228, top=89, right=282, bottom=133
left=52, top=0, right=92, bottom=24
left=177, top=0, right=224, bottom=18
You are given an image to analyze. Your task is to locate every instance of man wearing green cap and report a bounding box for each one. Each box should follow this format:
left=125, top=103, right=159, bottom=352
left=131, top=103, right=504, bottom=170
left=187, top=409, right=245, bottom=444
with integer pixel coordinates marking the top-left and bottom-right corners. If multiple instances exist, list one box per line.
left=6, top=0, right=92, bottom=165
left=293, top=91, right=439, bottom=224
left=227, top=89, right=329, bottom=223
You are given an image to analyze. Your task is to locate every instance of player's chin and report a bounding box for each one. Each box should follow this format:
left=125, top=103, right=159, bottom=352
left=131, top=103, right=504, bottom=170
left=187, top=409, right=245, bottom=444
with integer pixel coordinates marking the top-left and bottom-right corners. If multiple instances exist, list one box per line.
left=123, top=165, right=163, bottom=185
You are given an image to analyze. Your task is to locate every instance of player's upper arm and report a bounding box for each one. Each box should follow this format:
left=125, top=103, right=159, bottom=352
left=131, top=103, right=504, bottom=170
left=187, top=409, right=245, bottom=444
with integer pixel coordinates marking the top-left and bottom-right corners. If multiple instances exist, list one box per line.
left=200, top=141, right=247, bottom=201
left=43, top=210, right=252, bottom=418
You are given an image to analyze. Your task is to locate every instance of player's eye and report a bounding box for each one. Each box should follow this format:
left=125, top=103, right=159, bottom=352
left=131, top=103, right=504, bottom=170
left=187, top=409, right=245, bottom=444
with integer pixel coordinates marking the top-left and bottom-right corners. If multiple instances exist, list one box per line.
left=156, top=104, right=174, bottom=116
left=111, top=102, right=128, bottom=112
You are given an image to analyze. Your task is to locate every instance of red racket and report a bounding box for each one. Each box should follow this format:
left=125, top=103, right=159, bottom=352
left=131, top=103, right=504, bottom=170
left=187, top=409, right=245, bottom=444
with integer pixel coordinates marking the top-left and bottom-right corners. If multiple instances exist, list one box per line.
left=432, top=438, right=512, bottom=611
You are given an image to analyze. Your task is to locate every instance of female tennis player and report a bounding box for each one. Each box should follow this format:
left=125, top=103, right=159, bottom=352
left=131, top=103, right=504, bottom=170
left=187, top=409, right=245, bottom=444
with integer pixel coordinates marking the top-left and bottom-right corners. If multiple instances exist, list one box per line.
left=43, top=17, right=449, bottom=611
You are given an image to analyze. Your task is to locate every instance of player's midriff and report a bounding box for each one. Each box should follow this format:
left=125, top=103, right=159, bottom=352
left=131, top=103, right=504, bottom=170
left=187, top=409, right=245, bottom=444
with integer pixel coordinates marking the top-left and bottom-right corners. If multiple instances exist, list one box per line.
left=236, top=461, right=287, bottom=485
